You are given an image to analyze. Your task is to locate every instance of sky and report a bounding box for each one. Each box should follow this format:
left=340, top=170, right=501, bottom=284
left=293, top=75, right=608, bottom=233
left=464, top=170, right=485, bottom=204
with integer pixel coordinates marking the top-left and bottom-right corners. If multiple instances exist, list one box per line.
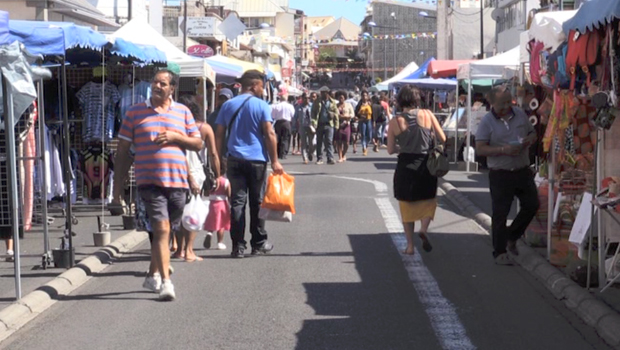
left=288, top=0, right=370, bottom=25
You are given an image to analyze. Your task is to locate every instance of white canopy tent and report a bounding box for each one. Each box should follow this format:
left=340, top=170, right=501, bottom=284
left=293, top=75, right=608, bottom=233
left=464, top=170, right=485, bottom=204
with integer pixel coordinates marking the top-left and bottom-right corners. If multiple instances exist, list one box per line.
left=375, top=61, right=419, bottom=91
left=528, top=10, right=577, bottom=52
left=109, top=17, right=215, bottom=83
left=457, top=46, right=520, bottom=172
left=457, top=46, right=520, bottom=80
left=109, top=17, right=216, bottom=114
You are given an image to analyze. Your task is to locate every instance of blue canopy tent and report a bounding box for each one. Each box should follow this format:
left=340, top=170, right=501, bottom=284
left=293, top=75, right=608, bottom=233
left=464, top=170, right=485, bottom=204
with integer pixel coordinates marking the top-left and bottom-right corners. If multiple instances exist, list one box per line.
left=4, top=20, right=166, bottom=269
left=204, top=57, right=244, bottom=82
left=562, top=0, right=620, bottom=34
left=399, top=57, right=436, bottom=81
left=0, top=11, right=9, bottom=46
left=8, top=20, right=108, bottom=56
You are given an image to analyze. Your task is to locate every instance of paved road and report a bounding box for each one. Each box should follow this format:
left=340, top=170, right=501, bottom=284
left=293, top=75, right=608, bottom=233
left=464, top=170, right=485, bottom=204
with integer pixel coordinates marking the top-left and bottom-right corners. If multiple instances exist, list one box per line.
left=1, top=153, right=612, bottom=350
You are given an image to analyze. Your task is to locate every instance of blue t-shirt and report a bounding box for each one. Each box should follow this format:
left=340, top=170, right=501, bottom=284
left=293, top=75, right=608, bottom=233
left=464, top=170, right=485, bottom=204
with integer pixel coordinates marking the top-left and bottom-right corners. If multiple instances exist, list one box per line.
left=215, top=94, right=272, bottom=162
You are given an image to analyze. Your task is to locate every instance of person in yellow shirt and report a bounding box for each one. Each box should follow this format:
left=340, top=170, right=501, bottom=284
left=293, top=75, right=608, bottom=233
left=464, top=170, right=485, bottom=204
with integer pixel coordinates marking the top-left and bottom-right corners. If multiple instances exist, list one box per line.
left=355, top=90, right=373, bottom=156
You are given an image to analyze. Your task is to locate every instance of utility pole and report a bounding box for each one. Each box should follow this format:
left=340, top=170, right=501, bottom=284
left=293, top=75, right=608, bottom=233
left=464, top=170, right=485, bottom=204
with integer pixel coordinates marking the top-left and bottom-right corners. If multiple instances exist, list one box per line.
left=392, top=13, right=396, bottom=78
left=183, top=0, right=188, bottom=53
left=479, top=0, right=484, bottom=59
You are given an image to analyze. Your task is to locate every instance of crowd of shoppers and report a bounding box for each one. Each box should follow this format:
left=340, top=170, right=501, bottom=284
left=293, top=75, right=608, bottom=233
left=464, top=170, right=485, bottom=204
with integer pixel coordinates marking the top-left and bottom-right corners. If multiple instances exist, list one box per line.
left=109, top=67, right=536, bottom=303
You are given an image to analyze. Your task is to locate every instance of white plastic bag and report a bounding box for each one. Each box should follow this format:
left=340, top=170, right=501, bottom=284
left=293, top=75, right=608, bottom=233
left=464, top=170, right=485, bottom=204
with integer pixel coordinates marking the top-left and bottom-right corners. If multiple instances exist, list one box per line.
left=187, top=150, right=206, bottom=189
left=259, top=207, right=293, bottom=222
left=462, top=146, right=475, bottom=163
left=182, top=195, right=209, bottom=231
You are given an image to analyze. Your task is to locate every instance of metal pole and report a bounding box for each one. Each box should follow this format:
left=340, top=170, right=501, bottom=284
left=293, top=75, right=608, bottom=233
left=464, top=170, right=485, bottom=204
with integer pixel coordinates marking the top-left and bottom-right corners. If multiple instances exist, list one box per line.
left=548, top=141, right=555, bottom=261
left=454, top=83, right=459, bottom=162
left=598, top=129, right=606, bottom=288
left=61, top=59, right=74, bottom=267
left=36, top=80, right=50, bottom=258
left=183, top=0, right=188, bottom=53
left=465, top=71, right=472, bottom=172
left=2, top=74, right=23, bottom=299
left=383, top=35, right=387, bottom=80
left=128, top=0, right=132, bottom=21
left=393, top=18, right=396, bottom=78
left=479, top=0, right=484, bottom=59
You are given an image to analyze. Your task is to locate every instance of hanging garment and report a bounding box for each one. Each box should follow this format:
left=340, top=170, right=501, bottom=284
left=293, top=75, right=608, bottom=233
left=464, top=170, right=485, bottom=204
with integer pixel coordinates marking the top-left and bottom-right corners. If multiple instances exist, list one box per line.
left=22, top=102, right=37, bottom=231
left=118, top=80, right=151, bottom=121
left=45, top=125, right=65, bottom=201
left=76, top=81, right=120, bottom=143
left=78, top=145, right=113, bottom=202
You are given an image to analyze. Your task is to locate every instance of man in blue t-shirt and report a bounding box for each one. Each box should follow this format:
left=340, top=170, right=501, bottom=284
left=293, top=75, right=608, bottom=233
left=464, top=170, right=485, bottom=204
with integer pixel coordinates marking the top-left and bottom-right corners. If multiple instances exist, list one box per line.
left=215, top=70, right=284, bottom=258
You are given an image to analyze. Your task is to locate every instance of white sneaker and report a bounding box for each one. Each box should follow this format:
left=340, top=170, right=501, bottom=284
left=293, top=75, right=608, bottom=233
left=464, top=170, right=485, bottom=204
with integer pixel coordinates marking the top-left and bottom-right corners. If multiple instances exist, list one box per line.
left=143, top=273, right=161, bottom=292
left=217, top=242, right=227, bottom=250
left=159, top=280, right=176, bottom=301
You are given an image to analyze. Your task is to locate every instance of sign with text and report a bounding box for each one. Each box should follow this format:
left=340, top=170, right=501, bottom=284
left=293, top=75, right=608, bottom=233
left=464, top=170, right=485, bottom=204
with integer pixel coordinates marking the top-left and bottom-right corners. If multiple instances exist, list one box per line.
left=187, top=45, right=214, bottom=58
left=184, top=17, right=218, bottom=38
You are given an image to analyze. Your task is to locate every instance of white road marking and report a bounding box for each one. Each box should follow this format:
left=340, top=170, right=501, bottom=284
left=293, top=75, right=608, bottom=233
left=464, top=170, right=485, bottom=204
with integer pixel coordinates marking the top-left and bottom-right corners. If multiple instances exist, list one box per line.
left=326, top=174, right=477, bottom=350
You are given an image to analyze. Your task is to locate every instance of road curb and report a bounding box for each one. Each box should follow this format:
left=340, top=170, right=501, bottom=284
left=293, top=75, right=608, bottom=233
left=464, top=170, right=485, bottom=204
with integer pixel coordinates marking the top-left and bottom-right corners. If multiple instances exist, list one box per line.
left=0, top=230, right=148, bottom=344
left=439, top=178, right=620, bottom=348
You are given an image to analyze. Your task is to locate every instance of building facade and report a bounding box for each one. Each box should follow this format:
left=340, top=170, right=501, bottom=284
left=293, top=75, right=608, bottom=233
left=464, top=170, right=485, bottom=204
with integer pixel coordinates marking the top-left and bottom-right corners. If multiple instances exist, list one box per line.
left=493, top=0, right=580, bottom=53
left=437, top=0, right=495, bottom=60
left=360, top=0, right=437, bottom=82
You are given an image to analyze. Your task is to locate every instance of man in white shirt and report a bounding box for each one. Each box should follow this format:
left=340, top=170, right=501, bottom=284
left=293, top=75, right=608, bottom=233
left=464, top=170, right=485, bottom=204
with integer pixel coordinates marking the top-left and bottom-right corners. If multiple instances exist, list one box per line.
left=271, top=92, right=296, bottom=159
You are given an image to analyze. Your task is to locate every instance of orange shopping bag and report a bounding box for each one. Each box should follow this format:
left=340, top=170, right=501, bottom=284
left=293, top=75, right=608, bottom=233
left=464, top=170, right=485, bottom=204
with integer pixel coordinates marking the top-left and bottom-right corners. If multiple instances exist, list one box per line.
left=262, top=173, right=295, bottom=214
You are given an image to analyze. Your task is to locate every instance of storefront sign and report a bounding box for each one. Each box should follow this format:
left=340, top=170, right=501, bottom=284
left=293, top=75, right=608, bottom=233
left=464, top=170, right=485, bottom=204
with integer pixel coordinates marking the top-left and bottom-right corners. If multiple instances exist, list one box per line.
left=184, top=17, right=218, bottom=38
left=187, top=45, right=214, bottom=58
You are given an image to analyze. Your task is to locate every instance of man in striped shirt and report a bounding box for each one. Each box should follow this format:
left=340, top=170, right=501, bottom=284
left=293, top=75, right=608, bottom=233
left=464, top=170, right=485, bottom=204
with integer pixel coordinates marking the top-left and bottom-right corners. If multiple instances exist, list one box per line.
left=113, top=69, right=203, bottom=301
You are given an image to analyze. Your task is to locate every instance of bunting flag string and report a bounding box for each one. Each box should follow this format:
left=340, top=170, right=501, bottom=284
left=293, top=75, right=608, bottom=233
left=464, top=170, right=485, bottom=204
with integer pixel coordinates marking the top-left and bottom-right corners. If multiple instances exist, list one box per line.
left=297, top=31, right=438, bottom=45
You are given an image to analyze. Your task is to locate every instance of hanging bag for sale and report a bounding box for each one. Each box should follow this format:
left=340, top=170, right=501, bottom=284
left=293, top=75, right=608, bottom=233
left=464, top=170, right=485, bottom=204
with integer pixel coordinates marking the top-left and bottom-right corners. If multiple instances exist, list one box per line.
left=262, top=172, right=296, bottom=214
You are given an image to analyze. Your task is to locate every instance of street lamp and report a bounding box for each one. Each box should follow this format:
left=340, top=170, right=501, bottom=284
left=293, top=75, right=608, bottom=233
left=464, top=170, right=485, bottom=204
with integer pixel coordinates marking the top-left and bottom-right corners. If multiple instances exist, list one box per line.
left=368, top=20, right=397, bottom=81
left=419, top=11, right=437, bottom=19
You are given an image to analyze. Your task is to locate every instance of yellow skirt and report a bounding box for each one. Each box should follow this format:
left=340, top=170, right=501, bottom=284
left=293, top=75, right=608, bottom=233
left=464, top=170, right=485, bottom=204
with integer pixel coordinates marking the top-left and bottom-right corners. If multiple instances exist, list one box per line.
left=399, top=199, right=437, bottom=223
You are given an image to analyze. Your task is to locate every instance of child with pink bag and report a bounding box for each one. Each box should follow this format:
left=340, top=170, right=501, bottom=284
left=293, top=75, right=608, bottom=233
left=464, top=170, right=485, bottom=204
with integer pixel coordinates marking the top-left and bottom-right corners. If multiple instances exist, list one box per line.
left=203, top=173, right=231, bottom=250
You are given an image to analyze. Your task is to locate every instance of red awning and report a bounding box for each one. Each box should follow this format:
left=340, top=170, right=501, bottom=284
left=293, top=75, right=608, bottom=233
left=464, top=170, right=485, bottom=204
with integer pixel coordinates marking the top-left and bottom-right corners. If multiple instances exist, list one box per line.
left=427, top=60, right=475, bottom=78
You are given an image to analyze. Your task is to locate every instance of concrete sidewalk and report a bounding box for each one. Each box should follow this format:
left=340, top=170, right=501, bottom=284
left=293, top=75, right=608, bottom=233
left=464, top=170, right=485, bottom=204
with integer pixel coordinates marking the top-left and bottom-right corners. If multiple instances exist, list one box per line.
left=439, top=169, right=620, bottom=348
left=0, top=209, right=146, bottom=341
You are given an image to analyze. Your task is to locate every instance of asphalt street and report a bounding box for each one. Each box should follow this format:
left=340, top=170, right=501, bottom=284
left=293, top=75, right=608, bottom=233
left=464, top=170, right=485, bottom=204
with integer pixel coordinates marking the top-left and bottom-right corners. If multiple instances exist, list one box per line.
left=0, top=152, right=613, bottom=350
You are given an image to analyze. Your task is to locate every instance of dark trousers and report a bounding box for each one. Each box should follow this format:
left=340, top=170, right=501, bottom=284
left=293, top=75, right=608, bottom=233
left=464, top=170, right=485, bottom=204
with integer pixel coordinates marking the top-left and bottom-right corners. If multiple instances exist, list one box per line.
left=227, top=157, right=268, bottom=250
left=316, top=123, right=334, bottom=162
left=274, top=120, right=291, bottom=159
left=489, top=168, right=540, bottom=257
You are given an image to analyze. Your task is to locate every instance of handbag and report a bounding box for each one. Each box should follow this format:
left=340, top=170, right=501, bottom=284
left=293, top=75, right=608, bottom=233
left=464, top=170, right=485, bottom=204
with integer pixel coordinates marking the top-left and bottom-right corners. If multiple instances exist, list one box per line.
left=425, top=110, right=449, bottom=177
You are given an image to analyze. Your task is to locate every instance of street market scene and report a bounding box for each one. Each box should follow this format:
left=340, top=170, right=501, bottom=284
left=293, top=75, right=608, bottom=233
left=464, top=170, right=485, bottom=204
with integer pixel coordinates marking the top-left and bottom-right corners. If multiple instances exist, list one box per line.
left=2, top=0, right=620, bottom=349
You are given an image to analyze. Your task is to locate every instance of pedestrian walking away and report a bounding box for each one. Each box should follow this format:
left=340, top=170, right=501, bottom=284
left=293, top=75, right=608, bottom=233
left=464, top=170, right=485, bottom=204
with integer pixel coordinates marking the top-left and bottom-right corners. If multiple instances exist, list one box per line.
left=271, top=92, right=295, bottom=159
left=311, top=86, right=339, bottom=164
left=113, top=69, right=204, bottom=301
left=214, top=70, right=284, bottom=259
left=295, top=93, right=315, bottom=164
left=371, top=95, right=385, bottom=153
left=203, top=167, right=231, bottom=251
left=475, top=85, right=539, bottom=265
left=387, top=85, right=446, bottom=255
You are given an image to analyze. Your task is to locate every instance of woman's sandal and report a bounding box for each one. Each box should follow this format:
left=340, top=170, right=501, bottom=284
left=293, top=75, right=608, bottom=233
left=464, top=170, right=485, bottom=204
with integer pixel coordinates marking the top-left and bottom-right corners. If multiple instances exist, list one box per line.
left=419, top=233, right=433, bottom=252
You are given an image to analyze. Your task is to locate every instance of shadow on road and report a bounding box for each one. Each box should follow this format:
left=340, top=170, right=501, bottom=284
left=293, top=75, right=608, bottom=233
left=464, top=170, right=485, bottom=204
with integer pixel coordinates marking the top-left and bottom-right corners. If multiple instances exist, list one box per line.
left=295, top=233, right=440, bottom=350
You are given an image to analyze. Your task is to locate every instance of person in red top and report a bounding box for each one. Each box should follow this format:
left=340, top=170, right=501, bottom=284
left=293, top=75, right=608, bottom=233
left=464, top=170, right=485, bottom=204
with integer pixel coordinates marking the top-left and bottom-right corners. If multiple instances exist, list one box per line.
left=113, top=69, right=203, bottom=301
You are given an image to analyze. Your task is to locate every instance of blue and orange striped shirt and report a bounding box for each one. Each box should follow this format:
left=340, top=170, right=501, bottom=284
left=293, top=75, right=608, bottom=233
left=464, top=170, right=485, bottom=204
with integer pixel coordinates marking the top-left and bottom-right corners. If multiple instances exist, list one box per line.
left=118, top=98, right=201, bottom=189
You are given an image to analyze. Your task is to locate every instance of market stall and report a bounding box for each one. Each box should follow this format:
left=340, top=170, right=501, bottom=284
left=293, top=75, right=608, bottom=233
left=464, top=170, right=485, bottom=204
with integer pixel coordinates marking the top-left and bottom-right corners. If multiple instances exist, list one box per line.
left=457, top=46, right=520, bottom=171
left=374, top=61, right=420, bottom=91
left=5, top=17, right=167, bottom=276
left=559, top=0, right=620, bottom=290
left=108, top=17, right=215, bottom=115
